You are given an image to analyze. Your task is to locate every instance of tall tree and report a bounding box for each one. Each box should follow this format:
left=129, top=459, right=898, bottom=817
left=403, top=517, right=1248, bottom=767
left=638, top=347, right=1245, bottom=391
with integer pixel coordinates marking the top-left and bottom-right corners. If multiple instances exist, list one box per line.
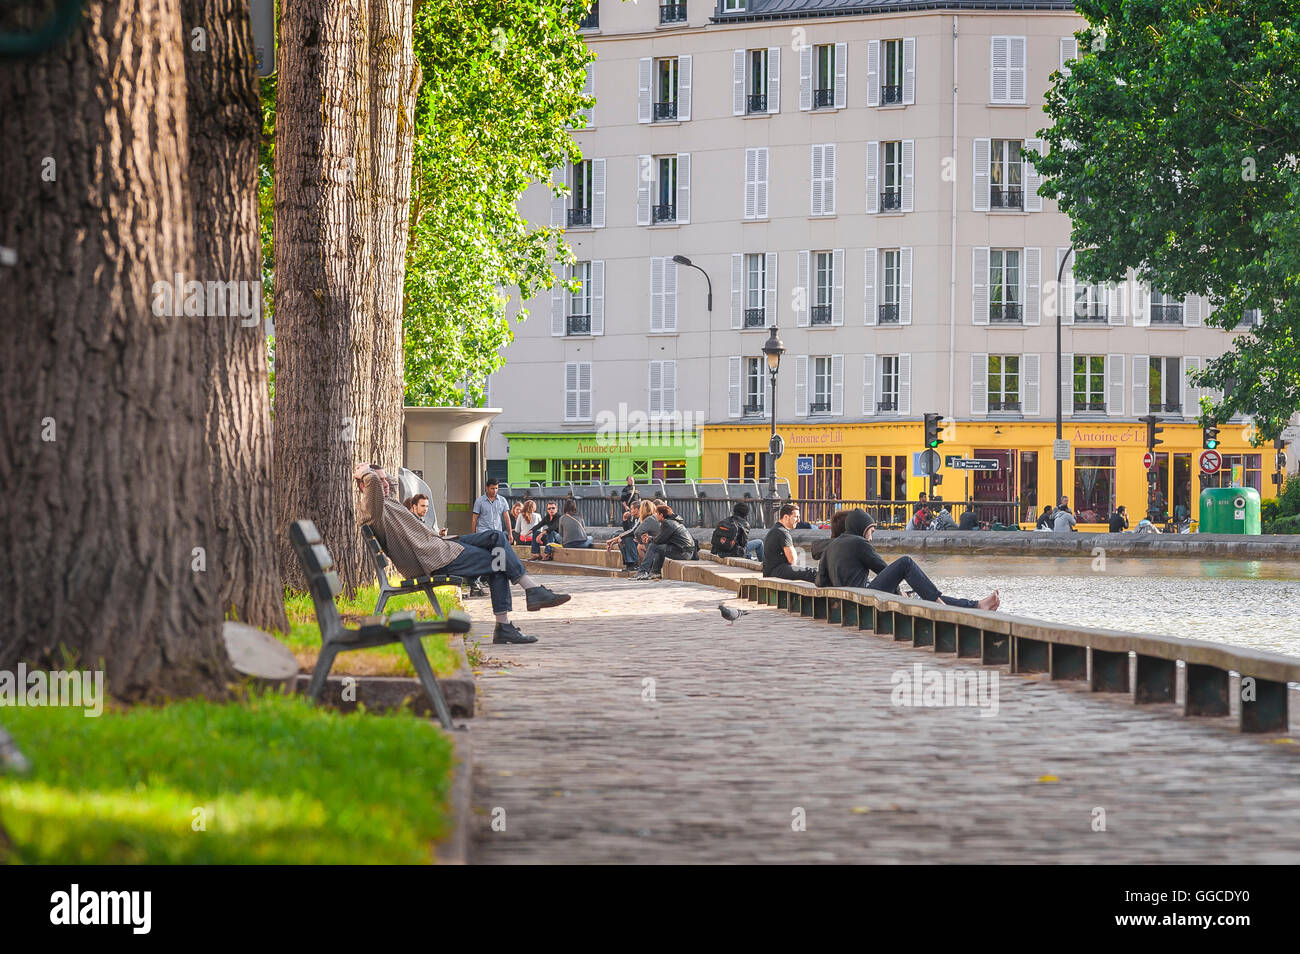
left=0, top=0, right=232, bottom=698
left=1037, top=0, right=1300, bottom=438
left=184, top=0, right=289, bottom=632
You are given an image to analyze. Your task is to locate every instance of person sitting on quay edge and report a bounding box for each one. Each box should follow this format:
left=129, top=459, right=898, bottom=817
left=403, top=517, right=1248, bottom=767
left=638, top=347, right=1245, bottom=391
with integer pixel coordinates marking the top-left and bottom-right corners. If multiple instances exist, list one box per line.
left=817, top=509, right=999, bottom=610
left=632, top=505, right=695, bottom=580
left=355, top=463, right=569, bottom=644
left=615, top=499, right=661, bottom=570
left=931, top=503, right=959, bottom=531
left=1035, top=504, right=1055, bottom=530
left=1109, top=505, right=1129, bottom=533
left=550, top=500, right=593, bottom=553
left=810, top=510, right=850, bottom=563
left=710, top=502, right=765, bottom=563
left=1052, top=497, right=1078, bottom=533
left=762, top=503, right=818, bottom=583
left=958, top=507, right=979, bottom=531
left=515, top=498, right=543, bottom=545
left=528, top=499, right=563, bottom=560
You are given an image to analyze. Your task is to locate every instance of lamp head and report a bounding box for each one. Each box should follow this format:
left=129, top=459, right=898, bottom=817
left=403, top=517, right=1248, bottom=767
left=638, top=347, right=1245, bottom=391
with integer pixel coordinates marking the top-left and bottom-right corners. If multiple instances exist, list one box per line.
left=672, top=254, right=692, bottom=266
left=762, top=326, right=785, bottom=373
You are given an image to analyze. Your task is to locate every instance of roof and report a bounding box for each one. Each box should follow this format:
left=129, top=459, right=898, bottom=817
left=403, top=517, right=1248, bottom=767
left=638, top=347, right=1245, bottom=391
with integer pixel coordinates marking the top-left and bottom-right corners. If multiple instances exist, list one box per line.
left=712, top=0, right=1078, bottom=23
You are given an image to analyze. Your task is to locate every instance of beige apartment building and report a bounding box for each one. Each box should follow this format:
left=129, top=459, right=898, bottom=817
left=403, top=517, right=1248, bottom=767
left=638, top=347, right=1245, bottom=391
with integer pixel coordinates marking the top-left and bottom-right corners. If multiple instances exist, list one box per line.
left=488, top=0, right=1271, bottom=524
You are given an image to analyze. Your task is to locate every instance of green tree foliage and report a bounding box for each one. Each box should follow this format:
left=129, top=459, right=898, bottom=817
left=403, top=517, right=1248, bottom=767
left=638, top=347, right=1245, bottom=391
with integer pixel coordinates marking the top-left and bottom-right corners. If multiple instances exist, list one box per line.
left=1037, top=0, right=1300, bottom=440
left=404, top=0, right=592, bottom=406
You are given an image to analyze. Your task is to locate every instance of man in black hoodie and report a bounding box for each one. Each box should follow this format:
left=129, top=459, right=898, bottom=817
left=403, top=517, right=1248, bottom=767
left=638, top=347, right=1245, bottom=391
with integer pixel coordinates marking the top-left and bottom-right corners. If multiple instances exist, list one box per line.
left=817, top=509, right=999, bottom=610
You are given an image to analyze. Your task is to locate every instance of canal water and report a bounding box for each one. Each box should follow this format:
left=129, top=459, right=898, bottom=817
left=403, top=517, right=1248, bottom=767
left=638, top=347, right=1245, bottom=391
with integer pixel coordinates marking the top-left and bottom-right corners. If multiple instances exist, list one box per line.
left=901, top=555, right=1300, bottom=657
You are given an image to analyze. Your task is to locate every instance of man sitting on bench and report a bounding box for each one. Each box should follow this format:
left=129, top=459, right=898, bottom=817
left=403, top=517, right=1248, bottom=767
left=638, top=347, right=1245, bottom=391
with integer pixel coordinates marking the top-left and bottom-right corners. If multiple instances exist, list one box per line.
left=355, top=464, right=570, bottom=645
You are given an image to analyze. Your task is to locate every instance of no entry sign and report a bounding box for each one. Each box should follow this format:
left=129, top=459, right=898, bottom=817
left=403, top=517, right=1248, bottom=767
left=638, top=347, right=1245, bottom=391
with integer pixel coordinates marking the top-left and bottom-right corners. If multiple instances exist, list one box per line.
left=1143, top=451, right=1155, bottom=471
left=1199, top=449, right=1223, bottom=476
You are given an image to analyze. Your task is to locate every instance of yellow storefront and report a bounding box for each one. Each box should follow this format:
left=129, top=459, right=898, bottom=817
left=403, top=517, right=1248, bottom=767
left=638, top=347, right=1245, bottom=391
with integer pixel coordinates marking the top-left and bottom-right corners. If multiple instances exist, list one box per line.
left=703, top=421, right=1268, bottom=529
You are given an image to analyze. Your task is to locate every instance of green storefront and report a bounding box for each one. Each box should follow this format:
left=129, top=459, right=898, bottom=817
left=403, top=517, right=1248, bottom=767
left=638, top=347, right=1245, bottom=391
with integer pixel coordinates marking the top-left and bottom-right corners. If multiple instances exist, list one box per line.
left=503, top=432, right=703, bottom=487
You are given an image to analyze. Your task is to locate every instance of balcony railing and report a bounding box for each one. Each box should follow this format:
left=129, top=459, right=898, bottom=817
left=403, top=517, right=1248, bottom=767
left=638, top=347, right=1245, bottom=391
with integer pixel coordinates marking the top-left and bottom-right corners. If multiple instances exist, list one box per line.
left=567, top=314, right=591, bottom=336
left=809, top=400, right=832, bottom=414
left=743, top=400, right=764, bottom=415
left=989, top=302, right=1023, bottom=323
left=877, top=399, right=898, bottom=413
left=659, top=3, right=687, bottom=23
left=579, top=2, right=599, bottom=29
left=990, top=186, right=1023, bottom=210
left=1073, top=307, right=1108, bottom=323
left=813, top=87, right=835, bottom=108
left=880, top=188, right=902, bottom=211
left=1073, top=400, right=1106, bottom=412
left=878, top=303, right=900, bottom=324
left=567, top=207, right=591, bottom=227
left=652, top=203, right=676, bottom=223
left=1150, top=303, right=1184, bottom=324
left=810, top=304, right=833, bottom=325
left=653, top=101, right=678, bottom=121
left=989, top=399, right=1022, bottom=412
left=1150, top=402, right=1182, bottom=414
left=881, top=84, right=903, bottom=105
left=743, top=308, right=767, bottom=328
left=747, top=93, right=767, bottom=113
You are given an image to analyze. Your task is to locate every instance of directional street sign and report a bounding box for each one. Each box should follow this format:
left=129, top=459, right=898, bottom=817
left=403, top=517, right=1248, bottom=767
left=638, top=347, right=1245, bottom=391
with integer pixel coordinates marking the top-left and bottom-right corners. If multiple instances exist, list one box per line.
left=947, top=458, right=1000, bottom=471
left=1199, top=449, right=1223, bottom=476
left=796, top=455, right=813, bottom=476
left=1143, top=451, right=1155, bottom=471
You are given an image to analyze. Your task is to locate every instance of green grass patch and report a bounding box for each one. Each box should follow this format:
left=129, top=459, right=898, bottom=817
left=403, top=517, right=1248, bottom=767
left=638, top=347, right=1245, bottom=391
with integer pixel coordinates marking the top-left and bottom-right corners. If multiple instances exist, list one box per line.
left=278, top=583, right=463, bottom=677
left=0, top=691, right=455, bottom=864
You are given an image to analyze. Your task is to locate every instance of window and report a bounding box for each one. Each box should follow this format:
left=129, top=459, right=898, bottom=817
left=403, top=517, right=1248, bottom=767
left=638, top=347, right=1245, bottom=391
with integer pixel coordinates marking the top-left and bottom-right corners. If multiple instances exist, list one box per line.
left=990, top=36, right=1027, bottom=104
left=748, top=49, right=768, bottom=112
left=798, top=453, right=842, bottom=518
left=568, top=161, right=593, bottom=227
left=990, top=140, right=1023, bottom=209
left=659, top=0, right=686, bottom=24
left=814, top=44, right=836, bottom=108
left=652, top=459, right=686, bottom=481
left=632, top=460, right=649, bottom=478
left=1148, top=357, right=1182, bottom=413
left=744, top=356, right=765, bottom=414
left=648, top=359, right=677, bottom=415
left=881, top=141, right=903, bottom=210
left=564, top=362, right=592, bottom=422
left=1019, top=450, right=1039, bottom=517
left=722, top=0, right=744, bottom=9
left=1073, top=281, right=1109, bottom=322
left=527, top=459, right=547, bottom=475
left=746, top=254, right=767, bottom=325
left=1072, top=355, right=1105, bottom=412
left=796, top=354, right=841, bottom=415
left=579, top=0, right=599, bottom=30
left=812, top=252, right=834, bottom=325
left=812, top=356, right=833, bottom=412
left=988, top=355, right=1020, bottom=411
left=655, top=58, right=678, bottom=120
left=552, top=458, right=607, bottom=483
left=882, top=39, right=904, bottom=104
left=1150, top=289, right=1183, bottom=324
left=727, top=451, right=768, bottom=481
left=868, top=37, right=913, bottom=107
left=568, top=262, right=592, bottom=335
left=639, top=57, right=691, bottom=124
left=880, top=250, right=900, bottom=323
left=1072, top=449, right=1115, bottom=522
left=735, top=47, right=779, bottom=116
left=879, top=355, right=900, bottom=412
left=810, top=143, right=836, bottom=216
left=656, top=155, right=677, bottom=222
left=989, top=249, right=1021, bottom=322
left=864, top=454, right=908, bottom=503
left=1205, top=454, right=1262, bottom=493
left=744, top=147, right=768, bottom=219
left=552, top=159, right=605, bottom=229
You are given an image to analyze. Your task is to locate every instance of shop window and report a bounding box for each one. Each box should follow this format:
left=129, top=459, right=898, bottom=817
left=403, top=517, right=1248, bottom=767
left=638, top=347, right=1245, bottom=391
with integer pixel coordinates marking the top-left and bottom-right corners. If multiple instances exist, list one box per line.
left=864, top=454, right=908, bottom=502
left=1019, top=450, right=1038, bottom=520
left=1073, top=448, right=1115, bottom=522
left=653, top=459, right=686, bottom=481
left=1205, top=454, right=1262, bottom=493
left=728, top=451, right=767, bottom=481
left=798, top=453, right=842, bottom=521
left=632, top=460, right=649, bottom=478
left=551, top=458, right=609, bottom=484
left=527, top=459, right=547, bottom=475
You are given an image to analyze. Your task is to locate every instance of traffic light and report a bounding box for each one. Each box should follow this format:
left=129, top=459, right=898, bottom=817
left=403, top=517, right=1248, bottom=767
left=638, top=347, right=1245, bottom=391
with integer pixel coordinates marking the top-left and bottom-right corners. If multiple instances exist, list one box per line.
left=924, top=412, right=943, bottom=449
left=1202, top=422, right=1219, bottom=450
left=1140, top=414, right=1164, bottom=451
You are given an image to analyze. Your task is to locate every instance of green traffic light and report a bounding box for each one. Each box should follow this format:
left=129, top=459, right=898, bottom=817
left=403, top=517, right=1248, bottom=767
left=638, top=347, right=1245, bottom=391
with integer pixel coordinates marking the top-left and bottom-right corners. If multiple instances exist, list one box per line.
left=1206, top=439, right=1218, bottom=449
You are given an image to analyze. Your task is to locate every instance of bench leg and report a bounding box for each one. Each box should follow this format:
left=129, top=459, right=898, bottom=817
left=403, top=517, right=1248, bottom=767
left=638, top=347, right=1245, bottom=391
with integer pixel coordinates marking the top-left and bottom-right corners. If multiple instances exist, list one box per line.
left=375, top=588, right=391, bottom=616
left=307, top=644, right=340, bottom=703
left=402, top=634, right=455, bottom=730
left=422, top=585, right=445, bottom=620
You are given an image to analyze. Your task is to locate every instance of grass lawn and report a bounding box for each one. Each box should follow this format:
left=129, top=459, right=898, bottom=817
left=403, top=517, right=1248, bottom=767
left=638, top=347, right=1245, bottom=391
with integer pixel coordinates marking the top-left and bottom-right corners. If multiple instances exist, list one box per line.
left=0, top=691, right=456, bottom=864
left=279, top=583, right=465, bottom=677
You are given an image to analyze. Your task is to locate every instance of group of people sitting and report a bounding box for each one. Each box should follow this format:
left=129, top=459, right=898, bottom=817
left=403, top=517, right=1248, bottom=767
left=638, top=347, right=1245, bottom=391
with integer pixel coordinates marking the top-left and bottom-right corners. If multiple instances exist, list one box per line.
left=606, top=496, right=699, bottom=581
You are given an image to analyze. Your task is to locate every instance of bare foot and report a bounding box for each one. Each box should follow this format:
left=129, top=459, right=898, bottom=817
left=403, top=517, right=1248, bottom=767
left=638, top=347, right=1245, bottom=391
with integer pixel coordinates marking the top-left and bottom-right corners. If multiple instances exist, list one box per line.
left=977, top=590, right=1000, bottom=612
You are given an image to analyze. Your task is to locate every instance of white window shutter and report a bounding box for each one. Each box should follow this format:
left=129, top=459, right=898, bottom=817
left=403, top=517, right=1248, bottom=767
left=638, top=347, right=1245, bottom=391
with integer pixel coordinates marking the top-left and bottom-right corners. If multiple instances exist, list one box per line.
left=1023, top=353, right=1040, bottom=415
left=865, top=141, right=879, bottom=213
left=1183, top=356, right=1201, bottom=415
left=971, top=354, right=988, bottom=416
left=823, top=144, right=836, bottom=214
left=1009, top=37, right=1027, bottom=103
left=832, top=248, right=845, bottom=325
left=973, top=138, right=991, bottom=211
left=755, top=147, right=769, bottom=217
left=650, top=256, right=664, bottom=332
left=636, top=155, right=652, bottom=225
left=664, top=258, right=678, bottom=330
left=797, top=251, right=810, bottom=326
left=565, top=362, right=578, bottom=420
left=863, top=248, right=877, bottom=325
left=990, top=36, right=1008, bottom=103
left=799, top=44, right=812, bottom=110
left=648, top=361, right=662, bottom=415
left=768, top=47, right=781, bottom=113
left=902, top=37, right=916, bottom=104
left=834, top=42, right=847, bottom=108
left=1108, top=281, right=1127, bottom=324
left=1024, top=139, right=1044, bottom=212
left=1133, top=355, right=1150, bottom=415
left=591, top=261, right=605, bottom=335
left=863, top=354, right=876, bottom=415
left=972, top=247, right=990, bottom=325
left=582, top=64, right=595, bottom=127
left=831, top=354, right=844, bottom=415
left=733, top=50, right=746, bottom=115
left=578, top=363, right=591, bottom=420
left=550, top=165, right=567, bottom=227
left=744, top=148, right=758, bottom=219
left=676, top=153, right=691, bottom=223
left=731, top=254, right=743, bottom=329
left=1023, top=247, right=1041, bottom=325
left=765, top=252, right=778, bottom=317
left=866, top=40, right=880, bottom=107
left=795, top=355, right=808, bottom=416
left=1061, top=351, right=1073, bottom=418
left=592, top=158, right=606, bottom=228
left=810, top=144, right=823, bottom=216
left=678, top=55, right=692, bottom=121
left=1132, top=279, right=1150, bottom=326
left=901, top=139, right=914, bottom=212
left=1057, top=248, right=1074, bottom=324
left=898, top=353, right=912, bottom=415
left=728, top=356, right=742, bottom=417
left=663, top=360, right=677, bottom=414
left=900, top=247, right=913, bottom=324
left=1106, top=353, right=1124, bottom=415
left=1184, top=294, right=1203, bottom=327
left=638, top=57, right=652, bottom=123
left=1060, top=36, right=1078, bottom=75
left=551, top=272, right=565, bottom=336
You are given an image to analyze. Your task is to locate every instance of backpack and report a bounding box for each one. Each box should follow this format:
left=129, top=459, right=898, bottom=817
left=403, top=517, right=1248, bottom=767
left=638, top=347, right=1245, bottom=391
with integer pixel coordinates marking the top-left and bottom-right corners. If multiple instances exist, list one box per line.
left=711, top=518, right=740, bottom=556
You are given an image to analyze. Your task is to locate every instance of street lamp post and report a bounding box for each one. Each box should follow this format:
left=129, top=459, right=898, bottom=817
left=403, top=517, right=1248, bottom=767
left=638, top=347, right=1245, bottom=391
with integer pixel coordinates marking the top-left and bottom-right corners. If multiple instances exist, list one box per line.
left=1055, top=244, right=1075, bottom=508
left=762, top=327, right=786, bottom=508
left=671, top=254, right=711, bottom=312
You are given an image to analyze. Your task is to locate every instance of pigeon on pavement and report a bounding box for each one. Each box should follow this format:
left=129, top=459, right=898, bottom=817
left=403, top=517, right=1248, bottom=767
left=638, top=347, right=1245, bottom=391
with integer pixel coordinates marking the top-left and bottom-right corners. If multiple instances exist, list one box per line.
left=718, top=603, right=749, bottom=624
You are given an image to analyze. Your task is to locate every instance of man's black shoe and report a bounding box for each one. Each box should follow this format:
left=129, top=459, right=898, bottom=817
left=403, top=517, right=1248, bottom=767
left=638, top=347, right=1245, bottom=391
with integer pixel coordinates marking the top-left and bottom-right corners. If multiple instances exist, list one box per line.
left=525, top=585, right=572, bottom=612
left=493, top=622, right=537, bottom=644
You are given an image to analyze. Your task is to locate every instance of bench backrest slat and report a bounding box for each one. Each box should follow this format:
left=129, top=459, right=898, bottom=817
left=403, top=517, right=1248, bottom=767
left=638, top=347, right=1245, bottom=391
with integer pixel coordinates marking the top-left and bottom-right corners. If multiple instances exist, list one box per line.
left=290, top=520, right=344, bottom=638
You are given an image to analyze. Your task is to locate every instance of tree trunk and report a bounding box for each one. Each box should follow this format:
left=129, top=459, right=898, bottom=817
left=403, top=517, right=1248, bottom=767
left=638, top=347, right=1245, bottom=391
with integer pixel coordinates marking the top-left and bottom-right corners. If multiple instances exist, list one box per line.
left=0, top=0, right=232, bottom=699
left=184, top=0, right=289, bottom=633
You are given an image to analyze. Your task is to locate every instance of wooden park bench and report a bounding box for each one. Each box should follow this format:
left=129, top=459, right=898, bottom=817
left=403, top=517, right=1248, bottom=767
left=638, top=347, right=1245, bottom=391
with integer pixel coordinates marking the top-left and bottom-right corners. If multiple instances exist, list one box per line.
left=291, top=520, right=471, bottom=730
left=360, top=523, right=465, bottom=618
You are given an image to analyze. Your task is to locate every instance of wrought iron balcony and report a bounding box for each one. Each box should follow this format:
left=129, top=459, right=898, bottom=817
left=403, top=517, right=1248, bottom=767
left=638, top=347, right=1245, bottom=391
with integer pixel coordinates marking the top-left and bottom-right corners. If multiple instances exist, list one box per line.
left=878, top=303, right=900, bottom=324
left=810, top=304, right=833, bottom=325
left=809, top=400, right=832, bottom=414
left=747, top=93, right=767, bottom=113
left=659, top=3, right=687, bottom=23
left=988, top=400, right=1021, bottom=412
left=1073, top=307, right=1108, bottom=323
left=742, top=400, right=764, bottom=415
left=881, top=84, right=903, bottom=105
left=813, top=87, right=835, bottom=108
left=743, top=308, right=767, bottom=328
left=1073, top=400, right=1106, bottom=412
left=990, top=186, right=1023, bottom=210
left=579, top=1, right=599, bottom=29
left=567, top=314, right=591, bottom=336
left=1150, top=402, right=1182, bottom=414
left=1150, top=303, right=1184, bottom=324
left=876, top=399, right=898, bottom=413
left=989, top=302, right=1022, bottom=323
left=653, top=101, right=678, bottom=121
left=880, top=189, right=902, bottom=211
left=652, top=203, right=676, bottom=223
left=566, top=207, right=591, bottom=227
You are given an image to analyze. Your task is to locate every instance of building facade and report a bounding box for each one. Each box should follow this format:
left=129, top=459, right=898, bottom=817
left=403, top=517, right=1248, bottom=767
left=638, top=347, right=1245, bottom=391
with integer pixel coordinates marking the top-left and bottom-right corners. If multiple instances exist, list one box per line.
left=487, top=0, right=1270, bottom=525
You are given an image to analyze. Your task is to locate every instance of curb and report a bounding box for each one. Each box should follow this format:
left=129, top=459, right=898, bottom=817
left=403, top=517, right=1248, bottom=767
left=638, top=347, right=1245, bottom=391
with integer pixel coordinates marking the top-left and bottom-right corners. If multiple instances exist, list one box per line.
left=293, top=634, right=477, bottom=717
left=432, top=729, right=472, bottom=865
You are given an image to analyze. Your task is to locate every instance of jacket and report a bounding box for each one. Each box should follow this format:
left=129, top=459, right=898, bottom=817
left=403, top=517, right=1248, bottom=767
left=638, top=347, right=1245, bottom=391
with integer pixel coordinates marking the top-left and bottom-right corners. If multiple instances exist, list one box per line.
left=816, top=510, right=887, bottom=588
left=653, top=516, right=695, bottom=557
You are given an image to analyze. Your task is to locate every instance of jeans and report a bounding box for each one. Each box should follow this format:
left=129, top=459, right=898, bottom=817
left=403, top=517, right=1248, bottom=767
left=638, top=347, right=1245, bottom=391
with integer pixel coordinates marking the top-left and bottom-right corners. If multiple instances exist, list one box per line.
left=639, top=543, right=691, bottom=574
left=439, top=530, right=525, bottom=614
left=867, top=555, right=977, bottom=608
left=765, top=563, right=817, bottom=583
left=745, top=539, right=764, bottom=562
left=620, top=536, right=641, bottom=567
left=550, top=535, right=593, bottom=553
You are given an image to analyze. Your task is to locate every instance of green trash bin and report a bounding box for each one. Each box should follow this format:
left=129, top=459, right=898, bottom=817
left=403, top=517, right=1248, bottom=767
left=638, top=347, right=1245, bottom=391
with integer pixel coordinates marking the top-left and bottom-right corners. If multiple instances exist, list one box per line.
left=1198, top=486, right=1261, bottom=534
